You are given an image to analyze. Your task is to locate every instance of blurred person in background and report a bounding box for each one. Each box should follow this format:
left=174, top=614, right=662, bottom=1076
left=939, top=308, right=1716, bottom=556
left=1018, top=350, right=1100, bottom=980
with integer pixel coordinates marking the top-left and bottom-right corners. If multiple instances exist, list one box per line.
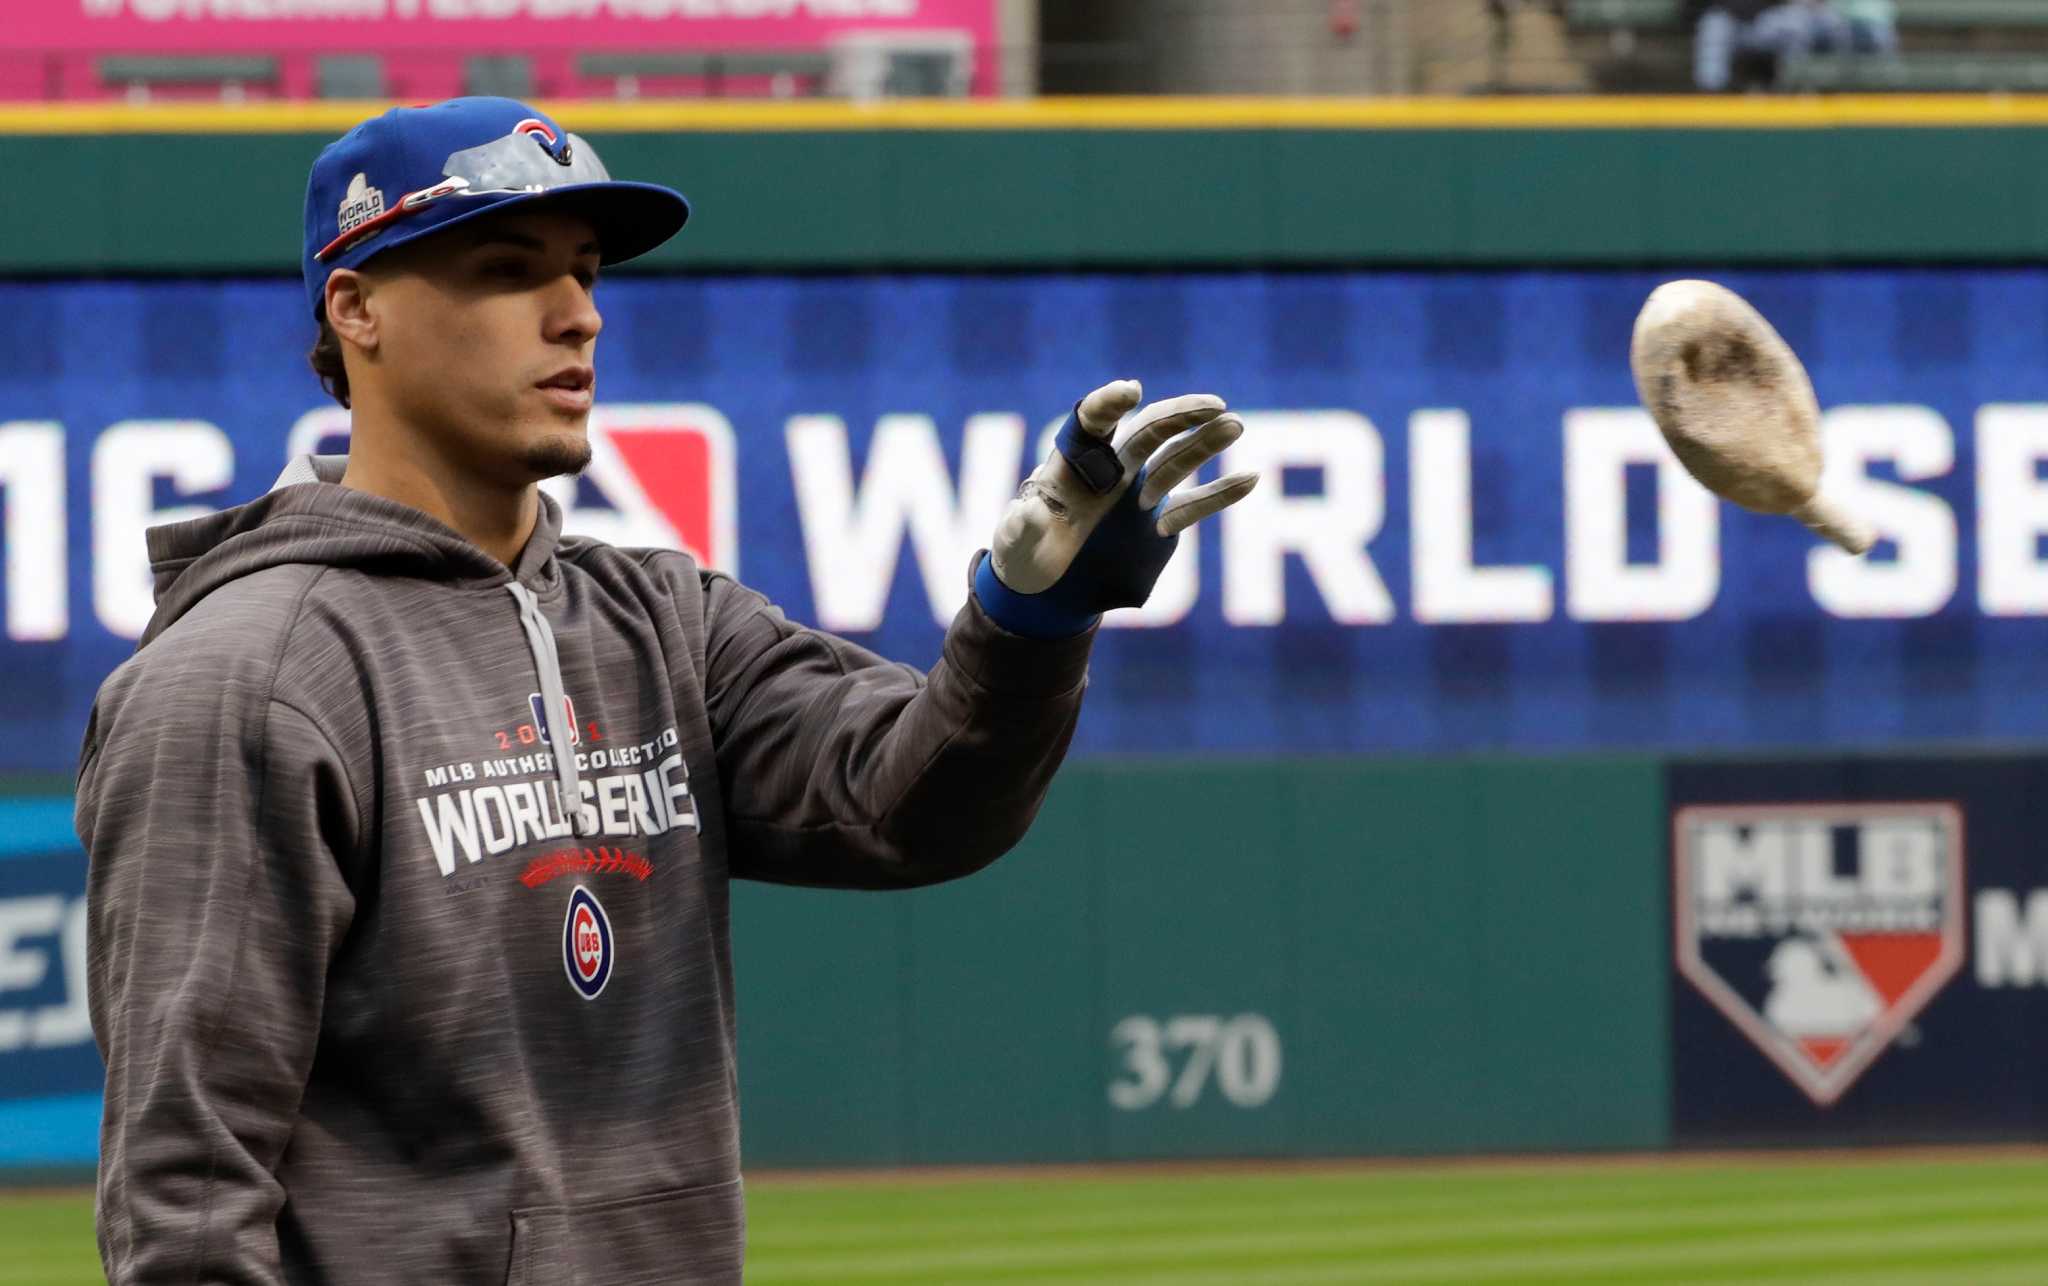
left=1840, top=0, right=1900, bottom=56
left=1689, top=0, right=1857, bottom=90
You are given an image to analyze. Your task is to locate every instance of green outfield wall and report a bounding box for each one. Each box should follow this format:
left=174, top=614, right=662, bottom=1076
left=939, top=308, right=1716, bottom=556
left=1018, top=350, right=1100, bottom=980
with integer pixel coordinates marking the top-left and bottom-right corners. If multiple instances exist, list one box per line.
left=11, top=96, right=2048, bottom=272
left=730, top=755, right=1670, bottom=1166
left=0, top=756, right=1671, bottom=1171
left=14, top=745, right=2042, bottom=1170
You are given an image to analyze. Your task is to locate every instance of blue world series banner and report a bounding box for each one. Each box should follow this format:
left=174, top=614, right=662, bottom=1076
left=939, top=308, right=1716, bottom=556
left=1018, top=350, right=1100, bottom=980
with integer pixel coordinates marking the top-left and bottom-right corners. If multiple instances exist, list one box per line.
left=7, top=268, right=2048, bottom=774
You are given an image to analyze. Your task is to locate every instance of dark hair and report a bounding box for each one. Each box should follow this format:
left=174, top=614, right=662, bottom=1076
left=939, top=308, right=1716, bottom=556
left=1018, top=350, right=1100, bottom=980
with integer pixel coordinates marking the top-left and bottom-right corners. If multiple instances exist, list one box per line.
left=309, top=306, right=351, bottom=409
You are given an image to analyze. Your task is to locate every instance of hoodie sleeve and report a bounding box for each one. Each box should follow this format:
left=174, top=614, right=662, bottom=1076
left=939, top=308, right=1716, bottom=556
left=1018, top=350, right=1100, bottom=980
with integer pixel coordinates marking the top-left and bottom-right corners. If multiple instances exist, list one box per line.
left=78, top=682, right=359, bottom=1285
left=700, top=569, right=1094, bottom=889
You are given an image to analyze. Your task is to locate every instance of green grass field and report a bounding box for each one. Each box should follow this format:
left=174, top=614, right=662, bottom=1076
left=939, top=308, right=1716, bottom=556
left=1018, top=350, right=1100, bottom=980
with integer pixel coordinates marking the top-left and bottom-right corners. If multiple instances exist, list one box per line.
left=7, top=1152, right=2046, bottom=1284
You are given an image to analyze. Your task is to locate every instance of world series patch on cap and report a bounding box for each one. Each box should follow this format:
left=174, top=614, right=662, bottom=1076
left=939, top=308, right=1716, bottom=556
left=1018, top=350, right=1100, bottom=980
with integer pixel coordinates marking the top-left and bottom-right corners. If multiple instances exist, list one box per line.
left=301, top=96, right=691, bottom=319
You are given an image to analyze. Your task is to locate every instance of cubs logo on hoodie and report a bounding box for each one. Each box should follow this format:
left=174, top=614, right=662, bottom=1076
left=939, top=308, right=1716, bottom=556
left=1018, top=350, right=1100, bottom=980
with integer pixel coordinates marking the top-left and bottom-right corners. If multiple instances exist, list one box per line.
left=562, top=885, right=614, bottom=1000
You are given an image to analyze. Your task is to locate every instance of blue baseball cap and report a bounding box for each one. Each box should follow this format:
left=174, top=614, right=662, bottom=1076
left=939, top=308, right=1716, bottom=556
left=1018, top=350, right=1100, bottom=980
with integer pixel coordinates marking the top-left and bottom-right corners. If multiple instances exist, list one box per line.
left=302, top=96, right=690, bottom=319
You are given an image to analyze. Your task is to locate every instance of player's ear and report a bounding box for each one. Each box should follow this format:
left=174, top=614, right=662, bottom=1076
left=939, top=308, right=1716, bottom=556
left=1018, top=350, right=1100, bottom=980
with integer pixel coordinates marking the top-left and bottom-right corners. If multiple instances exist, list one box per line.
left=325, top=270, right=379, bottom=355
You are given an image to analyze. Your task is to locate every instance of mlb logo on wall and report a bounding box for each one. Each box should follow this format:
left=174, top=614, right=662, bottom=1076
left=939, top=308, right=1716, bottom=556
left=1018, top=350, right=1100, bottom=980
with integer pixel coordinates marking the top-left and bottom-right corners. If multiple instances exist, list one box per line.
left=1674, top=803, right=1965, bottom=1106
left=284, top=401, right=738, bottom=571
left=562, top=885, right=614, bottom=1000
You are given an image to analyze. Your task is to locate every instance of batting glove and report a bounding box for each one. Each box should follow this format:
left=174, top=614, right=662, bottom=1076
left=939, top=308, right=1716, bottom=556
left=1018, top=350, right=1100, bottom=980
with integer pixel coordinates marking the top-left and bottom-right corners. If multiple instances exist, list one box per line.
left=974, top=380, right=1260, bottom=638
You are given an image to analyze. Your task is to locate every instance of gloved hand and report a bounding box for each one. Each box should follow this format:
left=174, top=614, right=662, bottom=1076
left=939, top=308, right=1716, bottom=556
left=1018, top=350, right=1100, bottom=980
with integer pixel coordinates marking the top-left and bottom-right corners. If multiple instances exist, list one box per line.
left=973, top=380, right=1259, bottom=638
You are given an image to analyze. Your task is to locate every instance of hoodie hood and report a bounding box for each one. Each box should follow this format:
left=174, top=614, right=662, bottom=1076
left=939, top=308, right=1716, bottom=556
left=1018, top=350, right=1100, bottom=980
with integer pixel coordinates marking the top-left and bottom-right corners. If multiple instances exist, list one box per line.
left=140, top=453, right=588, bottom=835
left=141, top=454, right=562, bottom=650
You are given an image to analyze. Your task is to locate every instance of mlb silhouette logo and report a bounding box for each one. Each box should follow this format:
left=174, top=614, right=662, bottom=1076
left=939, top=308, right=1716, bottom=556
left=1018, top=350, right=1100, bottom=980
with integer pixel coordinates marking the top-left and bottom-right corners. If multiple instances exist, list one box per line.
left=284, top=401, right=738, bottom=572
left=551, top=404, right=739, bottom=573
left=528, top=693, right=580, bottom=747
left=1673, top=803, right=1965, bottom=1106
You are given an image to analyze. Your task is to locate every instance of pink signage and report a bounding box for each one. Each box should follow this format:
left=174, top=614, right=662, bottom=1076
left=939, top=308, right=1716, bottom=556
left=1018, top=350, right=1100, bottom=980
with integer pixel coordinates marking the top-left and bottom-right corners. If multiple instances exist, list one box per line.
left=1, top=0, right=1000, bottom=100
left=10, top=1, right=997, bottom=55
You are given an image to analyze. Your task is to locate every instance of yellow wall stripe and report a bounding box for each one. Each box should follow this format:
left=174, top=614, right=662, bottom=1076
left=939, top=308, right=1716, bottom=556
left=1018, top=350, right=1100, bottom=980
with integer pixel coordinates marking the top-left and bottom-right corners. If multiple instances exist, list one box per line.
left=13, top=94, right=2048, bottom=136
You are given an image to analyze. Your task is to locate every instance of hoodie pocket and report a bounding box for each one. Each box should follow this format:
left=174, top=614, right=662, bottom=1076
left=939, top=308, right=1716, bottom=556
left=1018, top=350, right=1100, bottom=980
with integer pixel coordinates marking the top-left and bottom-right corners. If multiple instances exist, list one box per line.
left=507, top=1177, right=745, bottom=1286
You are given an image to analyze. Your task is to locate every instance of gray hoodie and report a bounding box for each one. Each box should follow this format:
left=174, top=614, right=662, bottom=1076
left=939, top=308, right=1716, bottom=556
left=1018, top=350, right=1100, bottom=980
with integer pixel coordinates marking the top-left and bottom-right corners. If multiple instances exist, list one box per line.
left=76, top=456, right=1093, bottom=1284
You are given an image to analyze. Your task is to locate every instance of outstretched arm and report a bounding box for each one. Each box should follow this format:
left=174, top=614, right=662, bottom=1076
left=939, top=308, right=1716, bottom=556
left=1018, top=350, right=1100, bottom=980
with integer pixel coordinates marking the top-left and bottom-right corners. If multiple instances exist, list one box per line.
left=706, top=380, right=1258, bottom=889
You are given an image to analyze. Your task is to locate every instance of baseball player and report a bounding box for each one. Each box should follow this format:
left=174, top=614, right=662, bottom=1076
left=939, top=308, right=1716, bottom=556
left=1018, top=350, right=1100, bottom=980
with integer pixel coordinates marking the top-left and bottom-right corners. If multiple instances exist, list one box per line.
left=75, top=96, right=1258, bottom=1283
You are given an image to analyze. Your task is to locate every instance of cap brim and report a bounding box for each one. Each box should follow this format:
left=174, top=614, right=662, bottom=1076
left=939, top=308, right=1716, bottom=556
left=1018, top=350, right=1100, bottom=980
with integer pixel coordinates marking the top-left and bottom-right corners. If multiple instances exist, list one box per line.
left=349, top=179, right=691, bottom=271
left=509, top=180, right=692, bottom=266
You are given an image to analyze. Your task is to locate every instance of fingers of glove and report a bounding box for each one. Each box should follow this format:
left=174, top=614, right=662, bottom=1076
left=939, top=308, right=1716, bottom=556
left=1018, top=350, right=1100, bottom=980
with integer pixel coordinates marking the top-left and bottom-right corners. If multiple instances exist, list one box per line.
left=1075, top=379, right=1144, bottom=437
left=1137, top=413, right=1245, bottom=509
left=1115, top=393, right=1227, bottom=473
left=1155, top=470, right=1260, bottom=538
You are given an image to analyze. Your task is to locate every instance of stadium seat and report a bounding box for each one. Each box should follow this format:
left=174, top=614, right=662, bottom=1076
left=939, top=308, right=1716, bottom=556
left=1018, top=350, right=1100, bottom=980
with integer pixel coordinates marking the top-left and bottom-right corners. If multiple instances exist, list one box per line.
left=463, top=55, right=533, bottom=99
left=1569, top=1, right=2048, bottom=30
left=316, top=55, right=385, bottom=100
left=98, top=54, right=279, bottom=102
left=1781, top=50, right=2048, bottom=89
left=827, top=34, right=973, bottom=99
left=878, top=48, right=968, bottom=97
left=1566, top=0, right=1681, bottom=29
left=1895, top=0, right=2048, bottom=25
left=577, top=50, right=832, bottom=98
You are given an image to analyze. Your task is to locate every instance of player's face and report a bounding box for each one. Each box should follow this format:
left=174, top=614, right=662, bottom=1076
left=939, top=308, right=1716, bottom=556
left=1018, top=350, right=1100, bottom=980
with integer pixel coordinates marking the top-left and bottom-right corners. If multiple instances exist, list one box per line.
left=371, top=207, right=604, bottom=485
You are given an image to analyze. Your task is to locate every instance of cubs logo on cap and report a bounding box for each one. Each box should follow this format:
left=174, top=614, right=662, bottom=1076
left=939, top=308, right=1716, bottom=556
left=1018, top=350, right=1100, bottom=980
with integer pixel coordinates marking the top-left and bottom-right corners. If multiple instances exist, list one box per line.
left=562, top=885, right=614, bottom=1000
left=512, top=116, right=571, bottom=164
left=302, top=96, right=690, bottom=319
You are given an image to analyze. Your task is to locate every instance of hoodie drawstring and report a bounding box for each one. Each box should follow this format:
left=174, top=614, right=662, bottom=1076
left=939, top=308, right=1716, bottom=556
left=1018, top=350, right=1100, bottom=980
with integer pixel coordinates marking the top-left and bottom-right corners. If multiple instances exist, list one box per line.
left=505, top=581, right=590, bottom=838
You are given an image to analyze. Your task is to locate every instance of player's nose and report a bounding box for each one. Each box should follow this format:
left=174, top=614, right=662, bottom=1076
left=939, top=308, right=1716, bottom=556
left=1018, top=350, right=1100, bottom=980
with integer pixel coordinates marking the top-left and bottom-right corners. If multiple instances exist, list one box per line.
left=545, top=275, right=603, bottom=346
